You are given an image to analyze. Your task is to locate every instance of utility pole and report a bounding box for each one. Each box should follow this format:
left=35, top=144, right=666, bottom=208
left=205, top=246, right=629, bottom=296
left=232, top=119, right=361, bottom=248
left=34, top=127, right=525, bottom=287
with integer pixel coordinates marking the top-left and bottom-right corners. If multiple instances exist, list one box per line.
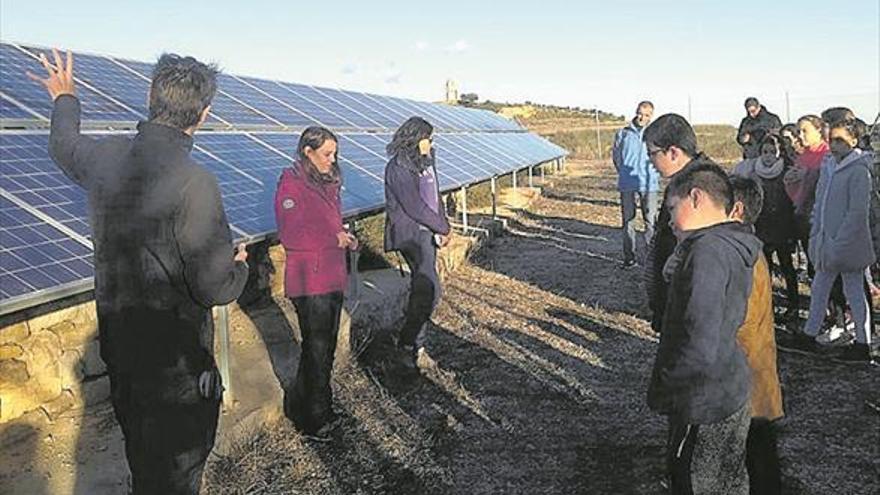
left=687, top=94, right=692, bottom=123
left=785, top=90, right=791, bottom=122
left=594, top=106, right=601, bottom=161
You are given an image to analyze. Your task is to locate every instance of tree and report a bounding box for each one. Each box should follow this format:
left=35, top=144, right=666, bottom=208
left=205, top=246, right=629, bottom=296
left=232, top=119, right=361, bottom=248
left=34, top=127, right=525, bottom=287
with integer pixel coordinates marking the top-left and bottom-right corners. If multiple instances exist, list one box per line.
left=459, top=93, right=479, bottom=107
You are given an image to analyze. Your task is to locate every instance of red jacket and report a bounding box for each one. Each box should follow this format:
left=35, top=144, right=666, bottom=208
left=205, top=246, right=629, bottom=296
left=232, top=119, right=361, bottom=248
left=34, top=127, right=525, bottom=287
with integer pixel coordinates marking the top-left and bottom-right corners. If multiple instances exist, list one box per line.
left=275, top=166, right=347, bottom=297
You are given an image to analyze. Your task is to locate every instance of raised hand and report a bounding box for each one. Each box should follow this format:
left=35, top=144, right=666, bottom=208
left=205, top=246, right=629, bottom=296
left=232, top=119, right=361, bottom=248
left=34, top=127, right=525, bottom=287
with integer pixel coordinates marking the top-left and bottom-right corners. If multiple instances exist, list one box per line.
left=26, top=48, right=76, bottom=101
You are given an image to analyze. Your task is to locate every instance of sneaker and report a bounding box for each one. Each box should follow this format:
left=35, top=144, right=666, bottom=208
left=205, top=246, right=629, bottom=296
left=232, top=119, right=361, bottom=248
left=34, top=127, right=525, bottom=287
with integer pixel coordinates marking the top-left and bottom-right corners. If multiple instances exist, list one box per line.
left=832, top=343, right=875, bottom=363
left=302, top=414, right=343, bottom=442
left=777, top=331, right=821, bottom=355
left=815, top=325, right=854, bottom=346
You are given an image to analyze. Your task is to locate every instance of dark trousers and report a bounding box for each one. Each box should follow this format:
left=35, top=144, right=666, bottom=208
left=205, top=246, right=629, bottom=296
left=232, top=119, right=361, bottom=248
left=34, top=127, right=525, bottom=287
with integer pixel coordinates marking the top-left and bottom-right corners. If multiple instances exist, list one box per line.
left=108, top=367, right=220, bottom=495
left=746, top=418, right=781, bottom=495
left=666, top=403, right=750, bottom=494
left=399, top=231, right=441, bottom=348
left=286, top=291, right=343, bottom=433
left=764, top=243, right=799, bottom=312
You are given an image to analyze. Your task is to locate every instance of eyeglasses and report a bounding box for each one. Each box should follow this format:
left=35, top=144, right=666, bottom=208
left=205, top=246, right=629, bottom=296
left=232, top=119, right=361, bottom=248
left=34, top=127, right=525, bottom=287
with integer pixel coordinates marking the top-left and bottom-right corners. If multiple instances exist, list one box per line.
left=647, top=147, right=667, bottom=158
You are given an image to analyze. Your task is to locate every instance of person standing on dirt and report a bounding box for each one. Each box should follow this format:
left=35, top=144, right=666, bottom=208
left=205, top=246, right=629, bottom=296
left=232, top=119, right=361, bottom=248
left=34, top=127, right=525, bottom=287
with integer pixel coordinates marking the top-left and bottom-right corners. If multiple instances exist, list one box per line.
left=797, top=119, right=875, bottom=362
left=643, top=114, right=718, bottom=332
left=737, top=97, right=783, bottom=159
left=727, top=176, right=785, bottom=495
left=275, top=127, right=357, bottom=439
left=384, top=117, right=451, bottom=375
left=30, top=49, right=249, bottom=494
left=647, top=164, right=758, bottom=494
left=612, top=101, right=661, bottom=267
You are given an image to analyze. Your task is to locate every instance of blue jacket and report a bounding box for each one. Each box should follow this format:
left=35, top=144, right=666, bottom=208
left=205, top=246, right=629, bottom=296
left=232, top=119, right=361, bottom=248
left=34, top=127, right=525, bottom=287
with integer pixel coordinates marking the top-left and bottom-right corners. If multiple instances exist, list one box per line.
left=612, top=121, right=660, bottom=192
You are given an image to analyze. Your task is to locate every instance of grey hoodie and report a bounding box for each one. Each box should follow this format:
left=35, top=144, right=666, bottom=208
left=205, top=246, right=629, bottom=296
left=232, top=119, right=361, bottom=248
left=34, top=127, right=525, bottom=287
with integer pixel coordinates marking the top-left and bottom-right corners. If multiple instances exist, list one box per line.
left=809, top=149, right=876, bottom=273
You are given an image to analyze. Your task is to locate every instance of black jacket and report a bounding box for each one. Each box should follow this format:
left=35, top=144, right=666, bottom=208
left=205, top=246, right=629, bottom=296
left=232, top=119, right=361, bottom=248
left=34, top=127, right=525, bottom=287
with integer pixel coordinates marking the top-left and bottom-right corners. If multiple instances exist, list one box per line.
left=645, top=153, right=716, bottom=332
left=736, top=107, right=783, bottom=159
left=49, top=95, right=248, bottom=376
left=647, top=221, right=760, bottom=424
left=755, top=171, right=797, bottom=247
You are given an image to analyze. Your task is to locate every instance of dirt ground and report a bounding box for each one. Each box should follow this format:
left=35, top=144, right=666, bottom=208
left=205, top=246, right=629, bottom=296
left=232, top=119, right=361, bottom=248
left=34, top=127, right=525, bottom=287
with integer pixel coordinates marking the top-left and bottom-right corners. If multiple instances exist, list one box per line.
left=203, top=160, right=880, bottom=495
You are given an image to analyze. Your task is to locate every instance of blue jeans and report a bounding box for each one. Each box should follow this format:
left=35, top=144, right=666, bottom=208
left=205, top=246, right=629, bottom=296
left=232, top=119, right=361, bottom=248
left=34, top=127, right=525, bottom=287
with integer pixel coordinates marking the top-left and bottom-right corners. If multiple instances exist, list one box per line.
left=621, top=190, right=660, bottom=263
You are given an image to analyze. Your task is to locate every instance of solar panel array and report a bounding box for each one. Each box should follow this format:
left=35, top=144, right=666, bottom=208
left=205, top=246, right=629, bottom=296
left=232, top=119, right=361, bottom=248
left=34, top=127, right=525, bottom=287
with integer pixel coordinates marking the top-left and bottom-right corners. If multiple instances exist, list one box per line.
left=0, top=41, right=567, bottom=314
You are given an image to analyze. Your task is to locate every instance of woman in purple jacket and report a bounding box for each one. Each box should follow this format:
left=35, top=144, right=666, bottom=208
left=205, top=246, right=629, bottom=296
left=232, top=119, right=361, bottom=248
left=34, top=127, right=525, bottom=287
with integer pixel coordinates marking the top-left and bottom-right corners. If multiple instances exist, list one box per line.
left=275, top=126, right=357, bottom=437
left=384, top=117, right=451, bottom=374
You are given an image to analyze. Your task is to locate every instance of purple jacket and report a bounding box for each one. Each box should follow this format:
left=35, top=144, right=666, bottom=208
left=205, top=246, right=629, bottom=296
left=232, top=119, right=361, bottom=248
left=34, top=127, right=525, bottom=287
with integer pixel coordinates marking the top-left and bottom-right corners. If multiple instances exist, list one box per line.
left=275, top=166, right=347, bottom=297
left=384, top=157, right=450, bottom=251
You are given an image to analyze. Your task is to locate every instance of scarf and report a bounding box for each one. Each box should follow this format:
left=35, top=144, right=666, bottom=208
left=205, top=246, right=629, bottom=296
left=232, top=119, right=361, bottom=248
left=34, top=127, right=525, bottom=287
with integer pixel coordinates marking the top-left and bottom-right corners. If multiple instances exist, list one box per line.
left=755, top=158, right=784, bottom=180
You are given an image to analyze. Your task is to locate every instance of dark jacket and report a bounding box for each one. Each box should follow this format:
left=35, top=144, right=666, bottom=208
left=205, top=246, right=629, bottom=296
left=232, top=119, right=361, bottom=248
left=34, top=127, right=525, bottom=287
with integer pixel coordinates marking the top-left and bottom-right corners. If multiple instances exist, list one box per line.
left=755, top=170, right=797, bottom=247
left=49, top=95, right=248, bottom=376
left=872, top=136, right=880, bottom=261
left=275, top=165, right=347, bottom=297
left=384, top=155, right=450, bottom=252
left=645, top=153, right=716, bottom=331
left=647, top=221, right=760, bottom=424
left=737, top=107, right=783, bottom=159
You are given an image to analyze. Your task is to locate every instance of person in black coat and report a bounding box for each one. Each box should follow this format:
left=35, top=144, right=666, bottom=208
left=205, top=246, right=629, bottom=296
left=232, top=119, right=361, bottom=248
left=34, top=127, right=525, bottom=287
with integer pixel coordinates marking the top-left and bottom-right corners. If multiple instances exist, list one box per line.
left=737, top=97, right=783, bottom=159
left=384, top=117, right=450, bottom=374
left=31, top=50, right=248, bottom=494
left=734, top=134, right=800, bottom=321
left=642, top=114, right=719, bottom=333
left=648, top=163, right=760, bottom=494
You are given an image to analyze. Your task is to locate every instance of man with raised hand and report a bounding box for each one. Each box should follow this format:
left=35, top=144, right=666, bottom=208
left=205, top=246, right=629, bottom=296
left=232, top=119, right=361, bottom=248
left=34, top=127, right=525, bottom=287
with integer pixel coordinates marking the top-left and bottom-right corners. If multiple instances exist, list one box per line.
left=29, top=49, right=248, bottom=494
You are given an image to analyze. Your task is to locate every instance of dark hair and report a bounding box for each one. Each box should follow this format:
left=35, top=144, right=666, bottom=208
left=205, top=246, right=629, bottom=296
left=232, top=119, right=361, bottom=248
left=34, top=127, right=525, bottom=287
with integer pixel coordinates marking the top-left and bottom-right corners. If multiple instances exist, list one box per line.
left=387, top=116, right=433, bottom=158
left=744, top=97, right=760, bottom=108
left=820, top=107, right=855, bottom=125
left=759, top=133, right=782, bottom=154
left=666, top=163, right=734, bottom=213
left=642, top=113, right=698, bottom=157
left=797, top=114, right=824, bottom=132
left=828, top=119, right=863, bottom=141
left=148, top=54, right=219, bottom=129
left=637, top=100, right=654, bottom=110
left=729, top=175, right=764, bottom=225
left=297, top=126, right=341, bottom=184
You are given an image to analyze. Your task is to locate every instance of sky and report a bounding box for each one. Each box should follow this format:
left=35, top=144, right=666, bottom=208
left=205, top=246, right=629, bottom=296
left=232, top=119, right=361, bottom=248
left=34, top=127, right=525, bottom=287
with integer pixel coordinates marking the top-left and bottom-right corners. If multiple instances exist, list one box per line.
left=2, top=0, right=878, bottom=125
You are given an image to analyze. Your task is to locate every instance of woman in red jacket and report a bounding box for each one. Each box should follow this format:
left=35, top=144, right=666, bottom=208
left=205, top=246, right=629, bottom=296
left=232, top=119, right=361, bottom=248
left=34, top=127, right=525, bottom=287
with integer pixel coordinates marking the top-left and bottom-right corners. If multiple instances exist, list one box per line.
left=274, top=126, right=357, bottom=438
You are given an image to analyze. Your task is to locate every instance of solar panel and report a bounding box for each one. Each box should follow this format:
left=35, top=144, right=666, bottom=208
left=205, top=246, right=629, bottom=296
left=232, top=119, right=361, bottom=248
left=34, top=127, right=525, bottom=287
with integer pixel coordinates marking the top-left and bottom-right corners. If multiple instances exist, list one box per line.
left=0, top=132, right=94, bottom=237
left=0, top=93, right=38, bottom=120
left=0, top=44, right=139, bottom=122
left=217, top=75, right=322, bottom=128
left=327, top=90, right=402, bottom=129
left=19, top=46, right=148, bottom=120
left=0, top=195, right=93, bottom=300
left=281, top=83, right=379, bottom=129
left=110, top=58, right=275, bottom=127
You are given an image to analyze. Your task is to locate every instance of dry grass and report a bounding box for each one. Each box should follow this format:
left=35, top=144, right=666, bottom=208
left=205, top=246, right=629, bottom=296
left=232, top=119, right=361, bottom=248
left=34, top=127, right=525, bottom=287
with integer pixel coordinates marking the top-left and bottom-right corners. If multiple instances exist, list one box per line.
left=203, top=159, right=879, bottom=494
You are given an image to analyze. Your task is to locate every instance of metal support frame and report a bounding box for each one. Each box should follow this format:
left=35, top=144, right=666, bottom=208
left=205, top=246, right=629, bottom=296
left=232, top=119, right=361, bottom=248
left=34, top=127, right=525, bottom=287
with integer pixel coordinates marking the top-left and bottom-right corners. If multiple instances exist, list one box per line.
left=460, top=185, right=468, bottom=234
left=216, top=305, right=232, bottom=402
left=540, top=163, right=545, bottom=182
left=490, top=176, right=497, bottom=219
left=528, top=166, right=533, bottom=188
left=512, top=169, right=518, bottom=191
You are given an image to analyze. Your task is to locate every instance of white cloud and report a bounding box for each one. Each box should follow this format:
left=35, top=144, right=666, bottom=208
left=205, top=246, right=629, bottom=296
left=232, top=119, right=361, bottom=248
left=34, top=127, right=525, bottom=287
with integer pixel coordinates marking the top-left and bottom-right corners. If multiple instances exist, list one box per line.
left=415, top=41, right=429, bottom=51
left=341, top=63, right=358, bottom=75
left=445, top=40, right=470, bottom=53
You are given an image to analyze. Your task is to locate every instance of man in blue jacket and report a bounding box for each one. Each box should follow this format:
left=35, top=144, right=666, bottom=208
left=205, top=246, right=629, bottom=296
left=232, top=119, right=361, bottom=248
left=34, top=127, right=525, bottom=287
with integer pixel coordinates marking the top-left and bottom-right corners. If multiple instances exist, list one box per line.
left=612, top=101, right=661, bottom=267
